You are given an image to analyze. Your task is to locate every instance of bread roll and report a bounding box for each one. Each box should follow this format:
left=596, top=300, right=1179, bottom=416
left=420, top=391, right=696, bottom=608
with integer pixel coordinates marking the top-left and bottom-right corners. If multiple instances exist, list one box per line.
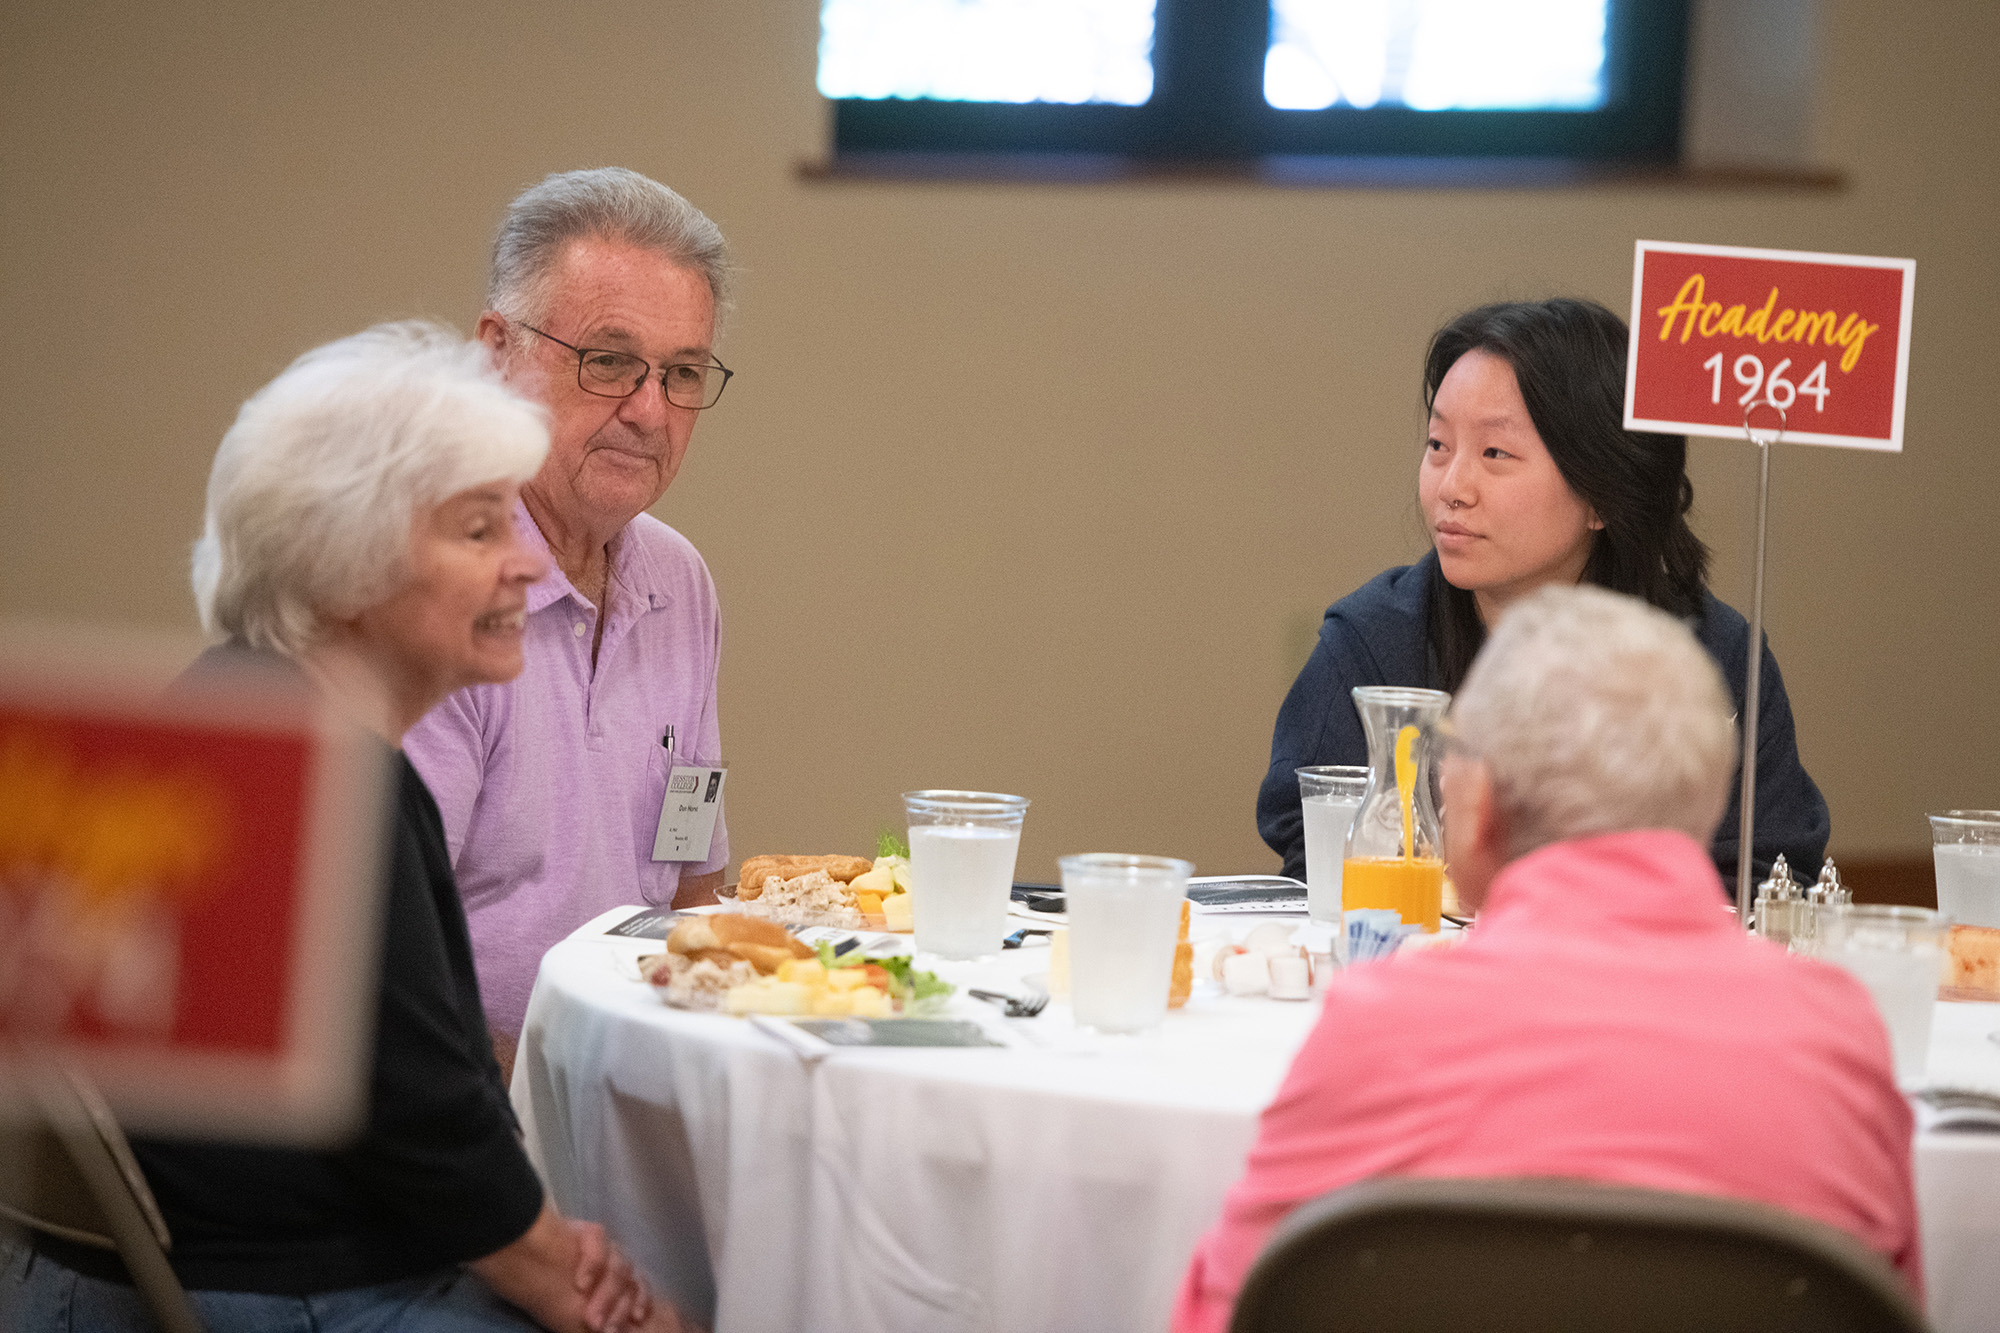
left=666, top=918, right=718, bottom=954
left=731, top=942, right=799, bottom=975
left=667, top=913, right=791, bottom=954
left=710, top=914, right=794, bottom=949
left=738, top=854, right=873, bottom=899
left=735, top=857, right=781, bottom=900
left=665, top=913, right=813, bottom=975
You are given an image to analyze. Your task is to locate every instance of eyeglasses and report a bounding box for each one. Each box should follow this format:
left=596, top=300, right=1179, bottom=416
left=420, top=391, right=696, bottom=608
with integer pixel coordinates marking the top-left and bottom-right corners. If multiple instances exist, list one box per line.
left=518, top=323, right=733, bottom=410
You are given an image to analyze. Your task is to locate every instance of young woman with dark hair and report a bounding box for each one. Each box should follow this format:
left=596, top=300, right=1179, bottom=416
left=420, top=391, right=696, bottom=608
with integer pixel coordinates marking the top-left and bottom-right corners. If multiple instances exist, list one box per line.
left=1257, top=297, right=1828, bottom=892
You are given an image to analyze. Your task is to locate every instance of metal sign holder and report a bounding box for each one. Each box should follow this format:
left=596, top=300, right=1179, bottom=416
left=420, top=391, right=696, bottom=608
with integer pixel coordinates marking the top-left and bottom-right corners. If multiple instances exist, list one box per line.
left=1735, top=402, right=1787, bottom=927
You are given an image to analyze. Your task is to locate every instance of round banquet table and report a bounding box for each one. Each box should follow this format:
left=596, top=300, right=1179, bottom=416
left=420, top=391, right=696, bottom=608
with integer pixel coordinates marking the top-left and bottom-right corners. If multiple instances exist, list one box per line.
left=512, top=913, right=2000, bottom=1333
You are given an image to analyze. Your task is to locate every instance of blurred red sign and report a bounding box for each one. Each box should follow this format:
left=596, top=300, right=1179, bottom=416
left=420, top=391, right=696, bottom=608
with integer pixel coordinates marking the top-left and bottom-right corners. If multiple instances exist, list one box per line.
left=1625, top=240, right=1915, bottom=451
left=0, top=642, right=386, bottom=1144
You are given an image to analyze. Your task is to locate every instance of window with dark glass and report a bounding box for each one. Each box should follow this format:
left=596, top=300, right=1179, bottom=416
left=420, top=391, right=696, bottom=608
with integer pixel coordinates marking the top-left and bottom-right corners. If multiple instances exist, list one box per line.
left=820, top=0, right=1689, bottom=162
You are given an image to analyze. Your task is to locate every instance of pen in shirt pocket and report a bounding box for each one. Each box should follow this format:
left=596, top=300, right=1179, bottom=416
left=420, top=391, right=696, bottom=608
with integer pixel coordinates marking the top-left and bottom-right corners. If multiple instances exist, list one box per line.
left=662, top=725, right=675, bottom=760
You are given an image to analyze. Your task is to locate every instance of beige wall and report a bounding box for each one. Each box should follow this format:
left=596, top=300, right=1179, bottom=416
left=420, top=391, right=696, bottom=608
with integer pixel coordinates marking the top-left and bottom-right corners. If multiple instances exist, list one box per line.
left=2, top=2, right=1993, bottom=885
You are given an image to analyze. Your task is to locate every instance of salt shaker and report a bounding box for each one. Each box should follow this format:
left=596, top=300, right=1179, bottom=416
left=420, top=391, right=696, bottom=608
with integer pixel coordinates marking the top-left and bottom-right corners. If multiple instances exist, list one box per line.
left=1754, top=854, right=1802, bottom=945
left=1789, top=857, right=1851, bottom=957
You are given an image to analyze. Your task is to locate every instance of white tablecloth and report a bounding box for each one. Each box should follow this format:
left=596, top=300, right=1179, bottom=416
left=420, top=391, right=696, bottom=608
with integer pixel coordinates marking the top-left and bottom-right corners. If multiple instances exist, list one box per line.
left=513, top=921, right=2000, bottom=1333
left=1914, top=1001, right=2000, bottom=1333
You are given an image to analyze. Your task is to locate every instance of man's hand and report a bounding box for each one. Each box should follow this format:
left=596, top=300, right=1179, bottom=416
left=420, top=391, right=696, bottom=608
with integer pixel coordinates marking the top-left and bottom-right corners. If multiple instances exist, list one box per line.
left=675, top=869, right=724, bottom=908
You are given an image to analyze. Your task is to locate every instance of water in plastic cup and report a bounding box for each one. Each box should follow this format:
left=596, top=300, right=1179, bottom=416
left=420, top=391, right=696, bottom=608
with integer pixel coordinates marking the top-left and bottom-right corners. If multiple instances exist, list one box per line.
left=1930, top=811, right=2000, bottom=928
left=1823, top=904, right=1946, bottom=1086
left=1297, top=765, right=1368, bottom=924
left=1060, top=853, right=1192, bottom=1033
left=908, top=826, right=1020, bottom=954
left=903, top=791, right=1029, bottom=959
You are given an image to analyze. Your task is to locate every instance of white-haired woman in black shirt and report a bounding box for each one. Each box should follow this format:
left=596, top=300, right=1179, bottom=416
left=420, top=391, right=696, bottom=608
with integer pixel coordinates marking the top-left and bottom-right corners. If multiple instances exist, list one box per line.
left=3, top=323, right=691, bottom=1333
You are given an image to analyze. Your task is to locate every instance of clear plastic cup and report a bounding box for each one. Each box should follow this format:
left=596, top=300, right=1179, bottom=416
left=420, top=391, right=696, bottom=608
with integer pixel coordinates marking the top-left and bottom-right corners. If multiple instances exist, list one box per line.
left=1822, top=904, right=1947, bottom=1086
left=1297, top=765, right=1368, bottom=925
left=902, top=791, right=1030, bottom=959
left=1930, top=811, right=2000, bottom=928
left=1059, top=853, right=1193, bottom=1033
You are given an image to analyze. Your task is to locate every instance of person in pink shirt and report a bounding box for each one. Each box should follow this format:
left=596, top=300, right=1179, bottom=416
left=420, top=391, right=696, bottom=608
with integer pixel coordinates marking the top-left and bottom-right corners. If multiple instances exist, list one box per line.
left=1173, top=586, right=1918, bottom=1333
left=405, top=169, right=736, bottom=1073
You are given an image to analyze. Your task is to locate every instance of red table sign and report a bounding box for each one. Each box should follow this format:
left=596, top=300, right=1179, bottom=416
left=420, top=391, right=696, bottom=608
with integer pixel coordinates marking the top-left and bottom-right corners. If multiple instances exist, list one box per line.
left=0, top=643, right=387, bottom=1145
left=1625, top=240, right=1915, bottom=451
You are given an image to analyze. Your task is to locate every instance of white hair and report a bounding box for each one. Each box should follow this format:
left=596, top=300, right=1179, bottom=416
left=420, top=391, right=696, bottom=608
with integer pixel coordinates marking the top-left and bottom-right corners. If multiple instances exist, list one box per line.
left=1452, top=584, right=1737, bottom=859
left=488, top=167, right=734, bottom=329
left=192, top=321, right=549, bottom=656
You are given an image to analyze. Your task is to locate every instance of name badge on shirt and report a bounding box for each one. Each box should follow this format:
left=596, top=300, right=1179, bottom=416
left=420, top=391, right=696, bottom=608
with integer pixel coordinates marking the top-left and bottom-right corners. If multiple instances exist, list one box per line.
left=653, top=764, right=726, bottom=863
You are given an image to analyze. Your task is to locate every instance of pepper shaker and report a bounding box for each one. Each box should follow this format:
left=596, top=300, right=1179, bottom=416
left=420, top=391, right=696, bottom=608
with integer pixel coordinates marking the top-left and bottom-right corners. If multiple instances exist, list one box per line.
left=1754, top=854, right=1802, bottom=945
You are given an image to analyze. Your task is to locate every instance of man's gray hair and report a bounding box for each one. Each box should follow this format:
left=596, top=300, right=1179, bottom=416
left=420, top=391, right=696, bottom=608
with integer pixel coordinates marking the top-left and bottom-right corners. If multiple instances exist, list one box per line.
left=487, top=167, right=734, bottom=328
left=1452, top=585, right=1737, bottom=859
left=192, top=321, right=549, bottom=657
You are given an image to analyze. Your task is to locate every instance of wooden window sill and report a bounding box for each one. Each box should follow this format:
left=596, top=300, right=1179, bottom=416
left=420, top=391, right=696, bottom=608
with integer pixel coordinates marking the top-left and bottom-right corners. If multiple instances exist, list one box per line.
left=798, top=153, right=1844, bottom=191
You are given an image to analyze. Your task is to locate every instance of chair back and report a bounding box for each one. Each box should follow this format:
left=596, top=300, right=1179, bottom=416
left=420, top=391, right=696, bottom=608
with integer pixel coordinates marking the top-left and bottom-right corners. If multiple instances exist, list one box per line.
left=1228, top=1176, right=1928, bottom=1333
left=1, top=1074, right=169, bottom=1252
left=1, top=1066, right=202, bottom=1333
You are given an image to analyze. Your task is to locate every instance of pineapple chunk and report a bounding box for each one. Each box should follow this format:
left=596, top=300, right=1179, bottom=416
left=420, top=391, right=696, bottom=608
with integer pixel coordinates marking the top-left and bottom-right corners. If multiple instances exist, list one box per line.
left=825, top=966, right=872, bottom=991
left=777, top=959, right=827, bottom=987
left=724, top=980, right=812, bottom=1015
left=850, top=865, right=897, bottom=895
left=881, top=893, right=914, bottom=933
left=810, top=987, right=854, bottom=1017
left=847, top=986, right=894, bottom=1018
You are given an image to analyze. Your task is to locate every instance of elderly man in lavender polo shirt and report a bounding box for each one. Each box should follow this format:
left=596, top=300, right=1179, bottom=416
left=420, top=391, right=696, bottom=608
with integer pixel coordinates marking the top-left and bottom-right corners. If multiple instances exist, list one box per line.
left=406, top=169, right=736, bottom=1066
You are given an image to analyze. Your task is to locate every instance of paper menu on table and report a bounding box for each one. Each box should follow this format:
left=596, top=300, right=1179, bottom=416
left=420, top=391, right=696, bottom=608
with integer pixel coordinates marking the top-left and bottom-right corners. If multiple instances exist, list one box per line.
left=791, top=925, right=910, bottom=956
left=597, top=906, right=695, bottom=940
left=1187, top=875, right=1309, bottom=916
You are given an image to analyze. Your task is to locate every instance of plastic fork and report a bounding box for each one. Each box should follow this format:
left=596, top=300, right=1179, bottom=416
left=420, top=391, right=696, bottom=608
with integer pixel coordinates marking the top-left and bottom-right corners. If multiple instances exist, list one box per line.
left=968, top=987, right=1049, bottom=1018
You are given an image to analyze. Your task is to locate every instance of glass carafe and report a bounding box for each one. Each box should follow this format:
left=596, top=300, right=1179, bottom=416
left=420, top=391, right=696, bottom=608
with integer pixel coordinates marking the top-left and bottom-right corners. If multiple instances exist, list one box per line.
left=1341, top=686, right=1450, bottom=932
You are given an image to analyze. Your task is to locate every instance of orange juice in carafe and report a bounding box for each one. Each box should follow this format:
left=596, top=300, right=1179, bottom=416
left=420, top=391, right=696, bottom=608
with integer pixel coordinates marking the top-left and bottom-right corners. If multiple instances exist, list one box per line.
left=1340, top=686, right=1451, bottom=934
left=1339, top=857, right=1446, bottom=932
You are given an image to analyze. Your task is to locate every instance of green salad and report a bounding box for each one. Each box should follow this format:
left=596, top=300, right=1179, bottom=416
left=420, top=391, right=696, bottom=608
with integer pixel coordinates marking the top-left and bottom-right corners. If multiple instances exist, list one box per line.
left=814, top=940, right=955, bottom=1013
